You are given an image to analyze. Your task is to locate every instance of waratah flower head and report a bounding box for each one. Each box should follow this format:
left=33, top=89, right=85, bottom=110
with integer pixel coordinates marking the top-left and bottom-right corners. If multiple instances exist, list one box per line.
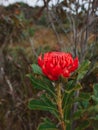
left=38, top=52, right=79, bottom=81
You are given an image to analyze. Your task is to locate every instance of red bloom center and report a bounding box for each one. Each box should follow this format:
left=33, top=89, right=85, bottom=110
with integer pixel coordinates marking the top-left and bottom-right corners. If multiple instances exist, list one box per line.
left=38, top=52, right=79, bottom=81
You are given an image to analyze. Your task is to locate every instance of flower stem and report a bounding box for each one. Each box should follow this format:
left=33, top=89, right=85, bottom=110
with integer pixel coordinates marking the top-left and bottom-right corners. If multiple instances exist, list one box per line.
left=56, top=83, right=66, bottom=130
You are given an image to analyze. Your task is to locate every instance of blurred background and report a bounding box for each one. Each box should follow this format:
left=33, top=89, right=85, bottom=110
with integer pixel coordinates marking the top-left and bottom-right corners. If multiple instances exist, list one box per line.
left=0, top=0, right=98, bottom=130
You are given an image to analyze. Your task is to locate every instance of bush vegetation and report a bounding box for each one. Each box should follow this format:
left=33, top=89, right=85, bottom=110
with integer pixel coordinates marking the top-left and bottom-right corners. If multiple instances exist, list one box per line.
left=0, top=1, right=98, bottom=130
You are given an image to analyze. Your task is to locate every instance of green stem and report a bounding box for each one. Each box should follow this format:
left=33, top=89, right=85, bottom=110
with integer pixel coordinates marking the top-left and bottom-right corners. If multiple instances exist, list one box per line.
left=56, top=83, right=66, bottom=130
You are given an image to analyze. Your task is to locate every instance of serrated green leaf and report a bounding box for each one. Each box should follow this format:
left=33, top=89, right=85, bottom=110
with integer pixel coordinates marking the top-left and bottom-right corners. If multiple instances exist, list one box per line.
left=41, top=76, right=55, bottom=93
left=65, top=83, right=82, bottom=93
left=64, top=104, right=72, bottom=120
left=63, top=91, right=73, bottom=112
left=40, top=94, right=56, bottom=109
left=28, top=99, right=57, bottom=111
left=28, top=98, right=59, bottom=119
left=62, top=80, right=76, bottom=108
left=77, top=60, right=90, bottom=81
left=65, top=80, right=76, bottom=91
left=62, top=82, right=81, bottom=113
left=37, top=118, right=58, bottom=130
left=40, top=94, right=59, bottom=119
left=31, top=64, right=42, bottom=74
left=28, top=74, right=56, bottom=98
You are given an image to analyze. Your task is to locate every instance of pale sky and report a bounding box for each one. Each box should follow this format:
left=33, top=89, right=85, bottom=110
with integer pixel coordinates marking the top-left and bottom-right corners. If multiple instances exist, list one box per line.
left=0, top=0, right=63, bottom=7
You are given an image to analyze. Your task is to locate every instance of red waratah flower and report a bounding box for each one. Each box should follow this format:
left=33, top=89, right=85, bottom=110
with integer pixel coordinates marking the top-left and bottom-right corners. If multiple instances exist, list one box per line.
left=38, top=52, right=79, bottom=81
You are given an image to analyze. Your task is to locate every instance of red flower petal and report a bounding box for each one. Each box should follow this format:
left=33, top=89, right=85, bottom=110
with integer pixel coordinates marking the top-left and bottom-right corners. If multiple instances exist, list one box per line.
left=42, top=65, right=49, bottom=76
left=38, top=54, right=43, bottom=67
left=62, top=68, right=70, bottom=77
left=52, top=64, right=62, bottom=77
left=68, top=57, right=79, bottom=72
left=47, top=75, right=58, bottom=81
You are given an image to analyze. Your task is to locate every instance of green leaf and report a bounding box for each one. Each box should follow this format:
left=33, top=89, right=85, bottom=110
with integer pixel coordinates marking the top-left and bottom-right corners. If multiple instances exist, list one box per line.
left=62, top=81, right=81, bottom=112
left=63, top=91, right=73, bottom=112
left=93, top=84, right=98, bottom=97
left=74, top=92, right=91, bottom=102
left=29, top=99, right=48, bottom=110
left=65, top=82, right=82, bottom=93
left=28, top=99, right=57, bottom=111
left=62, top=80, right=76, bottom=108
left=89, top=62, right=98, bottom=74
left=80, top=100, right=89, bottom=109
left=87, top=105, right=98, bottom=113
left=37, top=118, right=58, bottom=130
left=75, top=120, right=90, bottom=130
left=92, top=84, right=98, bottom=104
left=73, top=92, right=91, bottom=109
left=78, top=93, right=91, bottom=109
left=40, top=94, right=59, bottom=119
left=28, top=97, right=59, bottom=119
left=31, top=64, right=42, bottom=74
left=41, top=76, right=55, bottom=93
left=66, top=123, right=72, bottom=130
left=64, top=104, right=72, bottom=120
left=79, top=92, right=91, bottom=101
left=65, top=80, right=76, bottom=91
left=40, top=94, right=56, bottom=110
left=73, top=110, right=85, bottom=120
left=28, top=74, right=56, bottom=98
left=77, top=60, right=90, bottom=81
